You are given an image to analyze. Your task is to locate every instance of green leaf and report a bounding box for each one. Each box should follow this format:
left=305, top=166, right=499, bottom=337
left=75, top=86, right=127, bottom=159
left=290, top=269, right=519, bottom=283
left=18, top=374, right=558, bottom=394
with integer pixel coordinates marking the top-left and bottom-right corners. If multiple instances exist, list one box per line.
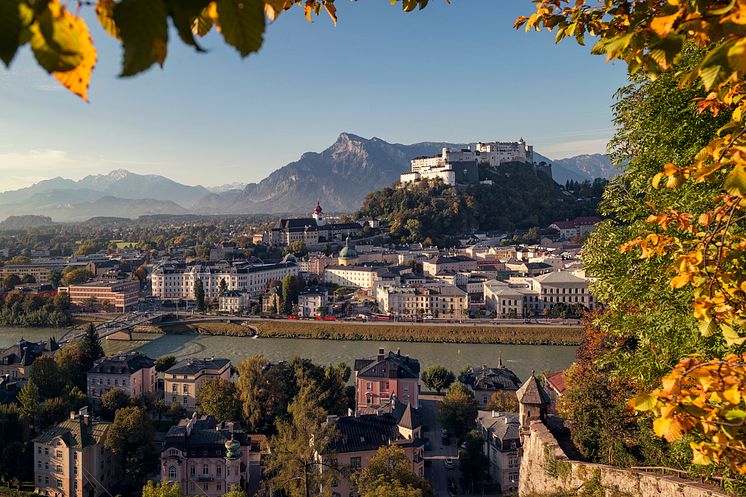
left=216, top=0, right=265, bottom=58
left=114, top=0, right=168, bottom=77
left=167, top=0, right=211, bottom=50
left=724, top=164, right=746, bottom=196
left=30, top=2, right=84, bottom=73
left=724, top=409, right=746, bottom=421
left=0, top=0, right=23, bottom=66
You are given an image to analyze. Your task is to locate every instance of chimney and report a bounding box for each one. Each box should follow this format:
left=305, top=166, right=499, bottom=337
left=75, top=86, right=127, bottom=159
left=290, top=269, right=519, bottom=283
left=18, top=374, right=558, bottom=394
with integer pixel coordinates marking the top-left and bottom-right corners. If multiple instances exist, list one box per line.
left=83, top=415, right=90, bottom=426
left=377, top=348, right=385, bottom=361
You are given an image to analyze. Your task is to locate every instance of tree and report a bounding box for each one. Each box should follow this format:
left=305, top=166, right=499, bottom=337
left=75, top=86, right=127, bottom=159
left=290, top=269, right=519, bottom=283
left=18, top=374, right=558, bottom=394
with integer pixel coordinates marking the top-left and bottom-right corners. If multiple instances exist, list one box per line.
left=218, top=278, right=228, bottom=296
left=28, top=356, right=62, bottom=398
left=421, top=366, right=455, bottom=394
left=2, top=274, right=21, bottom=289
left=196, top=378, right=240, bottom=423
left=167, top=401, right=186, bottom=423
left=78, top=324, right=104, bottom=371
left=438, top=382, right=477, bottom=443
left=281, top=275, right=304, bottom=314
left=0, top=404, right=30, bottom=483
left=20, top=274, right=35, bottom=284
left=458, top=430, right=489, bottom=493
left=49, top=270, right=63, bottom=287
left=133, top=265, right=148, bottom=282
left=141, top=480, right=183, bottom=497
left=355, top=445, right=432, bottom=497
left=486, top=391, right=519, bottom=413
left=263, top=374, right=337, bottom=497
left=519, top=0, right=746, bottom=473
left=222, top=486, right=248, bottom=497
left=236, top=355, right=291, bottom=434
left=17, top=379, right=40, bottom=427
left=359, top=482, right=423, bottom=497
left=105, top=406, right=156, bottom=487
left=194, top=278, right=206, bottom=312
left=100, top=389, right=131, bottom=420
left=61, top=269, right=93, bottom=286
left=55, top=344, right=87, bottom=390
left=155, top=355, right=177, bottom=372
left=39, top=397, right=69, bottom=429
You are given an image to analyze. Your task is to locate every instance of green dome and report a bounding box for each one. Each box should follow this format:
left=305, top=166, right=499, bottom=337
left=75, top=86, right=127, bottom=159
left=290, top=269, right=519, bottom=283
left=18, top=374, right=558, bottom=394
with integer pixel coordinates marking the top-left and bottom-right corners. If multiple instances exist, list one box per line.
left=339, top=237, right=357, bottom=259
left=225, top=437, right=241, bottom=460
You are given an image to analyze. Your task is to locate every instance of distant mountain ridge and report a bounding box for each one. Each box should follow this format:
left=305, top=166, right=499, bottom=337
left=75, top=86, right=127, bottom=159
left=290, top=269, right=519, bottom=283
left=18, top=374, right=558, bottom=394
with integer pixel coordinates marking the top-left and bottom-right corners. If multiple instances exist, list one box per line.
left=0, top=134, right=618, bottom=222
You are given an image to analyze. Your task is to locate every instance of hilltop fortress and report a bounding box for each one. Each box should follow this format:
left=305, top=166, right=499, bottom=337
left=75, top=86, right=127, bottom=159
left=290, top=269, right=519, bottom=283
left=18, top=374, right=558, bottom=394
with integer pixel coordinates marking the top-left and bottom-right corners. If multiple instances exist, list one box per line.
left=400, top=138, right=552, bottom=186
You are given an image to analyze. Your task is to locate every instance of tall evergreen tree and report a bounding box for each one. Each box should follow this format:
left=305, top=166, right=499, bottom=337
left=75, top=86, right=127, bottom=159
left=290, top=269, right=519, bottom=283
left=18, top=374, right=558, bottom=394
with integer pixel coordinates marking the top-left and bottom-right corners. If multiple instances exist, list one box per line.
left=78, top=324, right=103, bottom=371
left=17, top=379, right=40, bottom=428
left=194, top=278, right=206, bottom=312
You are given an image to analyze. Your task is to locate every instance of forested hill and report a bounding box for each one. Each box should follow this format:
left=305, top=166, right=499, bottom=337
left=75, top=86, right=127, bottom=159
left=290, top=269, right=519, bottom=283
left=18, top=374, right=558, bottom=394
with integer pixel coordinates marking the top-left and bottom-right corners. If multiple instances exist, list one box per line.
left=358, top=162, right=606, bottom=246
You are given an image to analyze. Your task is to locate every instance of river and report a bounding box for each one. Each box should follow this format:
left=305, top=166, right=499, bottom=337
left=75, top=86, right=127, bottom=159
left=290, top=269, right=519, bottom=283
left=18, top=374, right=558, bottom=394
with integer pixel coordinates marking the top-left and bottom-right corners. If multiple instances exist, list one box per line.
left=0, top=327, right=577, bottom=380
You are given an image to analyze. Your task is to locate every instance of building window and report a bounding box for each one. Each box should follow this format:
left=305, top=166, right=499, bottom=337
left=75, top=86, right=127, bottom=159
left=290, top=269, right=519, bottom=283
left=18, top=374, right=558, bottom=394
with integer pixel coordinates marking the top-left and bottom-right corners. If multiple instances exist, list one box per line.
left=168, top=467, right=176, bottom=481
left=183, top=385, right=189, bottom=394
left=216, top=466, right=222, bottom=476
left=350, top=457, right=361, bottom=471
left=202, top=464, right=209, bottom=475
left=190, top=466, right=195, bottom=476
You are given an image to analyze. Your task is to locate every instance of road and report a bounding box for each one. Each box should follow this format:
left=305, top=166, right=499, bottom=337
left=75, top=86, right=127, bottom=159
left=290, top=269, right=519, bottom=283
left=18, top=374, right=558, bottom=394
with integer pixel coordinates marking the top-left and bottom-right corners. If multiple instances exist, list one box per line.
left=419, top=394, right=460, bottom=497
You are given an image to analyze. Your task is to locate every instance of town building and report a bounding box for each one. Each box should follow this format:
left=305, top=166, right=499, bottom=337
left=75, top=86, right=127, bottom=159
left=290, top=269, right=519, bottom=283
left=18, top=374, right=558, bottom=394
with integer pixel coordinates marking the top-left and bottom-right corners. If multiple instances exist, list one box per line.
left=319, top=404, right=424, bottom=497
left=164, top=358, right=231, bottom=413
left=421, top=255, right=478, bottom=277
left=375, top=284, right=468, bottom=320
left=267, top=203, right=363, bottom=247
left=87, top=352, right=156, bottom=401
left=33, top=408, right=117, bottom=497
left=549, top=216, right=602, bottom=240
left=261, top=286, right=281, bottom=314
left=477, top=411, right=522, bottom=494
left=297, top=287, right=328, bottom=317
left=218, top=290, right=252, bottom=313
left=484, top=270, right=597, bottom=318
left=150, top=261, right=298, bottom=300
left=354, top=348, right=420, bottom=409
left=337, top=237, right=359, bottom=266
left=0, top=262, right=65, bottom=285
left=460, top=360, right=522, bottom=408
left=161, top=415, right=262, bottom=497
left=323, top=265, right=397, bottom=290
left=0, top=337, right=59, bottom=380
left=544, top=371, right=567, bottom=414
left=59, top=279, right=140, bottom=312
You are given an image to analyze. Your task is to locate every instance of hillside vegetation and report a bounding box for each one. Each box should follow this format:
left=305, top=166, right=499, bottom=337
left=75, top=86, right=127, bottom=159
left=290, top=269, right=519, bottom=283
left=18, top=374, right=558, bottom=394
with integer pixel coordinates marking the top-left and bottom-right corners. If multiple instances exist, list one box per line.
left=358, top=163, right=605, bottom=246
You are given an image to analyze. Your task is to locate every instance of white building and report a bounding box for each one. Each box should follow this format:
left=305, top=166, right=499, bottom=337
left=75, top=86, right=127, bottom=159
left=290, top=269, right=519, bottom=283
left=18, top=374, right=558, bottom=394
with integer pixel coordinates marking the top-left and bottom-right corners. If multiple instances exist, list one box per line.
left=323, top=265, right=398, bottom=289
left=401, top=139, right=537, bottom=186
left=376, top=284, right=468, bottom=319
left=477, top=410, right=522, bottom=494
left=483, top=270, right=597, bottom=318
left=150, top=261, right=299, bottom=300
left=297, top=287, right=328, bottom=317
left=218, top=290, right=252, bottom=313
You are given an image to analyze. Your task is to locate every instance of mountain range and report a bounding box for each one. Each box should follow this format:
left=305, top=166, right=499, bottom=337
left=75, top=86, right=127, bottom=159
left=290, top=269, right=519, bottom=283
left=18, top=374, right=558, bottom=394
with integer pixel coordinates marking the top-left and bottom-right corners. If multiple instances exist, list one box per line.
left=0, top=133, right=619, bottom=222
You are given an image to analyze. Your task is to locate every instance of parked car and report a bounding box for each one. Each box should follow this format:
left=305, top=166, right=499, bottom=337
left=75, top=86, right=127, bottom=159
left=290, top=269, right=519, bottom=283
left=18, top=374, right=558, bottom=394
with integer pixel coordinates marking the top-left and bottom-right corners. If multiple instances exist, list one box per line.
left=444, top=458, right=455, bottom=469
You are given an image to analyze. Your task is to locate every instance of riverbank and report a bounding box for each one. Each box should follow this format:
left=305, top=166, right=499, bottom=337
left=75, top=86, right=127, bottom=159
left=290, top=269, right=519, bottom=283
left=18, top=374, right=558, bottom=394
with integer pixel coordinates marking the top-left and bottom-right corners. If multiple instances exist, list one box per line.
left=164, top=319, right=583, bottom=345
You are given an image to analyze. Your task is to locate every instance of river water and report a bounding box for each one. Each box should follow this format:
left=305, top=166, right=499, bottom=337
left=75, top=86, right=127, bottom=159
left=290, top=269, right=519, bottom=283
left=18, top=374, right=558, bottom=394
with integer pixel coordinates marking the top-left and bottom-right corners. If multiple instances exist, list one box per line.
left=0, top=327, right=577, bottom=381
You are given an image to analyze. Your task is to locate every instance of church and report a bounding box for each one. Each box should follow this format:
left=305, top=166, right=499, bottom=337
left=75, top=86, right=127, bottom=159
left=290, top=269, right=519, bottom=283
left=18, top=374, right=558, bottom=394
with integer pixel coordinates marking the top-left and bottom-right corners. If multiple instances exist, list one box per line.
left=267, top=202, right=363, bottom=247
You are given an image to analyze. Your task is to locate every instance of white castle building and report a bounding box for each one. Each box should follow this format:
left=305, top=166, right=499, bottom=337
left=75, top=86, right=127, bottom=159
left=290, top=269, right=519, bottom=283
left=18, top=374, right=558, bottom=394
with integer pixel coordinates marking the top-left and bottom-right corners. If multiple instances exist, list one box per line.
left=401, top=139, right=541, bottom=186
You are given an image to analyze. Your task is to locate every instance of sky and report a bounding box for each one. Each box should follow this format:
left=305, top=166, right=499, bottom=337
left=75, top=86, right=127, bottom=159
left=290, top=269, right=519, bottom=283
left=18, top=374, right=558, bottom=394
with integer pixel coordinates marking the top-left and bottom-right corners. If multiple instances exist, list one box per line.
left=0, top=0, right=629, bottom=191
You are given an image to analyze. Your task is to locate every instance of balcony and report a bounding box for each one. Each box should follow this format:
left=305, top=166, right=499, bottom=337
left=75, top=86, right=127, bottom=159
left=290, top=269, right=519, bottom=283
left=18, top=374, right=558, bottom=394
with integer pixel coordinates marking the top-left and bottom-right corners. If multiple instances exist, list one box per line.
left=196, top=476, right=214, bottom=482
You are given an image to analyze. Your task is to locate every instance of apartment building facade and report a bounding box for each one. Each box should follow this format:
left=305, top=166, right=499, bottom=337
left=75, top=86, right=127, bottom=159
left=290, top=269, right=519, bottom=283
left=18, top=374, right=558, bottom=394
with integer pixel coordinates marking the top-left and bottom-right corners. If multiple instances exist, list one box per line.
left=60, top=280, right=140, bottom=312
left=34, top=409, right=117, bottom=497
left=354, top=348, right=420, bottom=409
left=164, top=358, right=231, bottom=413
left=87, top=353, right=156, bottom=401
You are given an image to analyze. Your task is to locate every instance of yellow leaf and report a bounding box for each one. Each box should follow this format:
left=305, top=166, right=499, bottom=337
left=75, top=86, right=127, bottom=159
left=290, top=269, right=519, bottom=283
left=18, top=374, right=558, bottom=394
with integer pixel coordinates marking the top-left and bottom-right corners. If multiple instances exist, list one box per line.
left=95, top=0, right=120, bottom=40
left=52, top=14, right=96, bottom=101
left=723, top=384, right=742, bottom=405
left=653, top=416, right=684, bottom=442
left=728, top=38, right=746, bottom=73
left=671, top=273, right=690, bottom=289
left=649, top=11, right=680, bottom=36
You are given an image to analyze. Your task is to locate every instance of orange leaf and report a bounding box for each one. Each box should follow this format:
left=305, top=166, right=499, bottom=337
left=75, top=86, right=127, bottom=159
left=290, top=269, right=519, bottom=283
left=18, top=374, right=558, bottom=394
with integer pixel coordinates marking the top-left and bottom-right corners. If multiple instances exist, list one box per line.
left=53, top=14, right=97, bottom=102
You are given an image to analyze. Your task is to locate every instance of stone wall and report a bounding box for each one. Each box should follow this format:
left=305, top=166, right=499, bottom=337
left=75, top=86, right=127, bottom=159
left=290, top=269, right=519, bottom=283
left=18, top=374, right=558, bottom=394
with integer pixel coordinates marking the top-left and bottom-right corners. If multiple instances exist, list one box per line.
left=519, top=420, right=728, bottom=497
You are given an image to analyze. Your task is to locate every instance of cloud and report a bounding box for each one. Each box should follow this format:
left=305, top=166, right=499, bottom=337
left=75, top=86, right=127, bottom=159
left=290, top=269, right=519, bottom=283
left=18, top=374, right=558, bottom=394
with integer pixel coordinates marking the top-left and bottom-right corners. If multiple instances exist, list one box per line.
left=539, top=138, right=610, bottom=160
left=0, top=149, right=95, bottom=191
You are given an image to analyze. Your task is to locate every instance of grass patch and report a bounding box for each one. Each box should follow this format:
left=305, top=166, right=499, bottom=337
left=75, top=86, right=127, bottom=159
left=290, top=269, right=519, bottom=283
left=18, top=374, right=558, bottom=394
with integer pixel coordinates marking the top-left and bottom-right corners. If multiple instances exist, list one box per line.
left=245, top=320, right=581, bottom=345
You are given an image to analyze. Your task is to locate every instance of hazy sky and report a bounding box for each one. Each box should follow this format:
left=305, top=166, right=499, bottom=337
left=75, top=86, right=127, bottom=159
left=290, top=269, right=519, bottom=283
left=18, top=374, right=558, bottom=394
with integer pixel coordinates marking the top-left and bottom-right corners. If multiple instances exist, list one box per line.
left=0, top=0, right=628, bottom=191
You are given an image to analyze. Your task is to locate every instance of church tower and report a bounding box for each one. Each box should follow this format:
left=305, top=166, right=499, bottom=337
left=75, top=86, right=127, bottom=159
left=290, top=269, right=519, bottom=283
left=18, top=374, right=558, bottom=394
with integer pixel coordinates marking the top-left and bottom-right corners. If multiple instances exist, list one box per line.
left=313, top=201, right=324, bottom=226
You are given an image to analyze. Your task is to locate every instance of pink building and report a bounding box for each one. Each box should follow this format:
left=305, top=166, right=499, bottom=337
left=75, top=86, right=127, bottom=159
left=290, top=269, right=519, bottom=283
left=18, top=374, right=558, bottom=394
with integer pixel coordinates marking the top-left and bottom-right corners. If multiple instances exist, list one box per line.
left=87, top=353, right=156, bottom=401
left=161, top=416, right=264, bottom=497
left=354, top=348, right=420, bottom=409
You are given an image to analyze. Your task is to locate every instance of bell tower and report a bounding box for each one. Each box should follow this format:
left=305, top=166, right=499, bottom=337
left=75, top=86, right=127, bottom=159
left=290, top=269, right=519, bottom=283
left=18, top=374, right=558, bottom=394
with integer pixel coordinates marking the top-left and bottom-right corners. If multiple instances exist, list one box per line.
left=313, top=201, right=324, bottom=226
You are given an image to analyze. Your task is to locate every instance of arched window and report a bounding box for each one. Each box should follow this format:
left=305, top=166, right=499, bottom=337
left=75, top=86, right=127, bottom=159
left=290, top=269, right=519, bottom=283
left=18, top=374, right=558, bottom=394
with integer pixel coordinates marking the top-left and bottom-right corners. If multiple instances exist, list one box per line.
left=202, top=464, right=209, bottom=475
left=168, top=467, right=177, bottom=482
